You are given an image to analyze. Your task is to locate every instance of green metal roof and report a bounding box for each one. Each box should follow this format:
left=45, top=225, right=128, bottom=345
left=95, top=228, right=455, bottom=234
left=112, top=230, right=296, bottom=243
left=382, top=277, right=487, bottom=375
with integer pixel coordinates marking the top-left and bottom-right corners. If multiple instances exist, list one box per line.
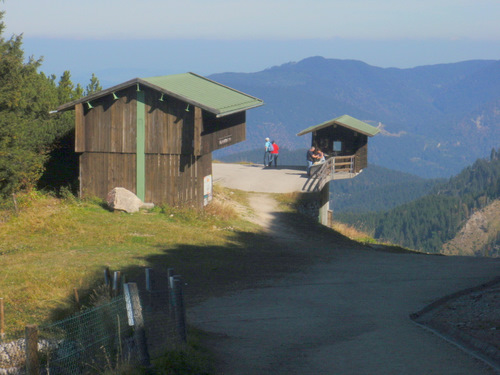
left=142, top=73, right=263, bottom=117
left=297, top=115, right=380, bottom=137
left=56, top=72, right=264, bottom=117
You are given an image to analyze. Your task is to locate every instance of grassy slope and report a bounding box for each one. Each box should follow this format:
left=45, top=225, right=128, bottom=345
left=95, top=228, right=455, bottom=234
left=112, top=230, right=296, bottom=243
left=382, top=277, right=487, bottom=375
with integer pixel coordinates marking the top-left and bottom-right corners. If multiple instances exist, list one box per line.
left=0, top=188, right=258, bottom=334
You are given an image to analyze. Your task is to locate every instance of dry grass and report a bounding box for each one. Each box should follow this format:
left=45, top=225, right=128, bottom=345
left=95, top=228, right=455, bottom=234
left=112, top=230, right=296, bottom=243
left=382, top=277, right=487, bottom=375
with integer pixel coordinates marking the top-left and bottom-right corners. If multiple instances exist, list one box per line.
left=330, top=221, right=377, bottom=244
left=0, top=188, right=255, bottom=334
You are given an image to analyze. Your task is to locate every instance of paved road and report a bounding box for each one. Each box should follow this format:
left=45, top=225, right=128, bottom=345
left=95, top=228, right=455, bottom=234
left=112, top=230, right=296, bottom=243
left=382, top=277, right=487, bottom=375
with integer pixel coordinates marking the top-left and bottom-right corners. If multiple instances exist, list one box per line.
left=189, top=163, right=500, bottom=374
left=212, top=163, right=316, bottom=193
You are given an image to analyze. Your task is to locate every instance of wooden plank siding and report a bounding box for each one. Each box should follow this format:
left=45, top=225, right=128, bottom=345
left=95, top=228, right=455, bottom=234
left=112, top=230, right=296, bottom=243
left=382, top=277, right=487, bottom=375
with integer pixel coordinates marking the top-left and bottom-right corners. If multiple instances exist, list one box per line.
left=80, top=152, right=137, bottom=200
left=74, top=85, right=246, bottom=208
left=144, top=88, right=195, bottom=155
left=80, top=152, right=212, bottom=208
left=200, top=111, right=246, bottom=154
left=313, top=126, right=368, bottom=173
left=75, top=103, right=84, bottom=152
left=354, top=141, right=368, bottom=172
left=145, top=153, right=212, bottom=207
left=78, top=86, right=137, bottom=153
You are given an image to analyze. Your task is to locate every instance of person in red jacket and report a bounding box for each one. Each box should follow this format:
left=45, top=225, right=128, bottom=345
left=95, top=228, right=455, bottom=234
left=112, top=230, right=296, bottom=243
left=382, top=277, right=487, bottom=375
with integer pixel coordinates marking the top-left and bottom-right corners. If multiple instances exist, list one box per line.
left=270, top=140, right=279, bottom=168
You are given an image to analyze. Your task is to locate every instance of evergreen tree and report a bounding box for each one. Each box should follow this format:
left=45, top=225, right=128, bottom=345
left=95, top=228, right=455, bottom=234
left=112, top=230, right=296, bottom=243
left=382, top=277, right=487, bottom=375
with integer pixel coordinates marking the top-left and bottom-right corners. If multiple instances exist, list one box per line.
left=0, top=12, right=80, bottom=198
left=85, top=73, right=102, bottom=95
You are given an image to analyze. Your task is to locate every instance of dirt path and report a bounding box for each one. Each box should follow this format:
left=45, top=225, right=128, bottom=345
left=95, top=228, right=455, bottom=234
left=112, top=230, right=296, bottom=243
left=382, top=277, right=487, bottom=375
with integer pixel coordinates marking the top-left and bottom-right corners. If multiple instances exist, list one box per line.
left=188, top=164, right=500, bottom=374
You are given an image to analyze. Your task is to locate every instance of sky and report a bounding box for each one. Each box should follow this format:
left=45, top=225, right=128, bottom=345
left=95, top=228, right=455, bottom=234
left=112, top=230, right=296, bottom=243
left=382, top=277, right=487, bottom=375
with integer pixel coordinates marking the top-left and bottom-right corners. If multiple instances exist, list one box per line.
left=2, top=0, right=500, bottom=86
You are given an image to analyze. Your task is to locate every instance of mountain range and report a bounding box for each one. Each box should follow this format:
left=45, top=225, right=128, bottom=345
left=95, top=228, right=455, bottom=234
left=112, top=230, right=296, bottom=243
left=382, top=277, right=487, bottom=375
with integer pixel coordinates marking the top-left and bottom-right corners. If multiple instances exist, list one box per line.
left=210, top=57, right=500, bottom=178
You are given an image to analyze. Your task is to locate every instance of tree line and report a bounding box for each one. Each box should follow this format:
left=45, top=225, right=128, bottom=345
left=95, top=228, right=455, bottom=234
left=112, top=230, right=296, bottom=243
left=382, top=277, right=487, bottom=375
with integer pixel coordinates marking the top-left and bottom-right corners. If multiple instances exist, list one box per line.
left=336, top=149, right=500, bottom=254
left=0, top=12, right=101, bottom=202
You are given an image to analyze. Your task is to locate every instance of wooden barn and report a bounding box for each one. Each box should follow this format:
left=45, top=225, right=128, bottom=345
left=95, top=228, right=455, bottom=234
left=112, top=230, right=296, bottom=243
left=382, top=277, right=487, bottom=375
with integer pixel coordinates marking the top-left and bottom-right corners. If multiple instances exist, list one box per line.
left=56, top=73, right=264, bottom=208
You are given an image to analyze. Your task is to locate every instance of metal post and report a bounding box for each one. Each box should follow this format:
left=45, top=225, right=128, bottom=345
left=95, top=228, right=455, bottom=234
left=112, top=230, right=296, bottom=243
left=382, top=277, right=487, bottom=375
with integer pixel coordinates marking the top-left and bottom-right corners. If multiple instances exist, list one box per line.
left=124, top=283, right=151, bottom=367
left=112, top=271, right=121, bottom=297
left=173, top=276, right=187, bottom=342
left=145, top=268, right=154, bottom=308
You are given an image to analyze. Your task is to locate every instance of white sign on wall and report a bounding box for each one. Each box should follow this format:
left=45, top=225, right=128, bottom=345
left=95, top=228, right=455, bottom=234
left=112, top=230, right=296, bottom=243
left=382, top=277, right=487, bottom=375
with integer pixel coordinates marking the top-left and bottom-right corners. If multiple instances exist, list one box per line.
left=203, top=175, right=213, bottom=206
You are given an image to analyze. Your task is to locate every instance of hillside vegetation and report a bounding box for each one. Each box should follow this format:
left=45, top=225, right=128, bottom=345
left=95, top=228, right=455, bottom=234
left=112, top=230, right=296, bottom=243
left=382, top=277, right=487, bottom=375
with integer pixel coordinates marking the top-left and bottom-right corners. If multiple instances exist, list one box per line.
left=337, top=149, right=500, bottom=255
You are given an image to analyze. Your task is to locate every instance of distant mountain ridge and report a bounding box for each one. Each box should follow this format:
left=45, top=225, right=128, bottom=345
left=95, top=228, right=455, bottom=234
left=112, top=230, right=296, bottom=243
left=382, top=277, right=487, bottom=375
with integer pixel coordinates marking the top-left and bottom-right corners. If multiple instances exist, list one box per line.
left=210, top=57, right=500, bottom=178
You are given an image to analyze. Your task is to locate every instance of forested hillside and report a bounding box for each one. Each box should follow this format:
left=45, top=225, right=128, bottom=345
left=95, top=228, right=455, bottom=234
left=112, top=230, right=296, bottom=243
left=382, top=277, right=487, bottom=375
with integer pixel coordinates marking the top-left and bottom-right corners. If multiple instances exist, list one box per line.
left=329, top=165, right=440, bottom=213
left=337, top=149, right=500, bottom=255
left=211, top=56, right=500, bottom=178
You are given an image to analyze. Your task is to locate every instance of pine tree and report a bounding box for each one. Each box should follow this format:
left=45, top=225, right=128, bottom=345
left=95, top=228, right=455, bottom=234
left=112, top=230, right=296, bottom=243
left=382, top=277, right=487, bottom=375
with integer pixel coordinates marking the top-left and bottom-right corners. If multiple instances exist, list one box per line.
left=0, top=12, right=78, bottom=198
left=85, top=73, right=102, bottom=95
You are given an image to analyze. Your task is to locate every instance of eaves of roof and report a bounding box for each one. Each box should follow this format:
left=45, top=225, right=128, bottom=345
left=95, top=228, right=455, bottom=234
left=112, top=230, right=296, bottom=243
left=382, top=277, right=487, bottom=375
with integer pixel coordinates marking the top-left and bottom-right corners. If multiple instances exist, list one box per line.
left=56, top=73, right=264, bottom=117
left=296, top=115, right=380, bottom=137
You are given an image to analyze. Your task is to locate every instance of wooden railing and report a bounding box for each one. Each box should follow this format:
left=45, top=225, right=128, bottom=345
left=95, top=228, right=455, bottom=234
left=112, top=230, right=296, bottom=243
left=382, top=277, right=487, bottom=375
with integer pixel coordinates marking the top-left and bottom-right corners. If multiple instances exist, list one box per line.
left=314, top=155, right=356, bottom=190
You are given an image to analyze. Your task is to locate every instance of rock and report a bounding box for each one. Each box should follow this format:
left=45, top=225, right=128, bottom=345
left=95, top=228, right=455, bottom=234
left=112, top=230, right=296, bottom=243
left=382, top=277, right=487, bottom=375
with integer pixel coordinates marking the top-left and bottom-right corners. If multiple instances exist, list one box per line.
left=107, top=188, right=145, bottom=213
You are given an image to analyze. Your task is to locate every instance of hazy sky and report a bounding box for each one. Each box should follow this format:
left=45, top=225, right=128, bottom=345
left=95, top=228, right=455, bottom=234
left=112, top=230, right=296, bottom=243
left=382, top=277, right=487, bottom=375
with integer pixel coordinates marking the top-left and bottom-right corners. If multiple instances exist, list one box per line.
left=2, top=0, right=500, bottom=85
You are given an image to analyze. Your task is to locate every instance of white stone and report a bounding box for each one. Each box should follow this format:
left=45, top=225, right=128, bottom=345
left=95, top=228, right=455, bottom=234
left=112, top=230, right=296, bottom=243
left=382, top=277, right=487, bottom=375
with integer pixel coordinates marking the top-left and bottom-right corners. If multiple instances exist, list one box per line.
left=107, top=187, right=144, bottom=213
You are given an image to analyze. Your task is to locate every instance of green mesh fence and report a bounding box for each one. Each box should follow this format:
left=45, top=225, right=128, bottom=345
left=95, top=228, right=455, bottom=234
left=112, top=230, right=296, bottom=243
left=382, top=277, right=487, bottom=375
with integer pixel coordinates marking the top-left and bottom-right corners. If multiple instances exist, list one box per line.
left=0, top=274, right=185, bottom=374
left=38, top=296, right=133, bottom=375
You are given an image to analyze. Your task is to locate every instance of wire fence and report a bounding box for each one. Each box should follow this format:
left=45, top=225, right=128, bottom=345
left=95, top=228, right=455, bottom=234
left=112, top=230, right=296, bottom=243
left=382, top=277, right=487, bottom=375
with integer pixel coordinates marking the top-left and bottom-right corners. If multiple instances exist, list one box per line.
left=0, top=268, right=186, bottom=374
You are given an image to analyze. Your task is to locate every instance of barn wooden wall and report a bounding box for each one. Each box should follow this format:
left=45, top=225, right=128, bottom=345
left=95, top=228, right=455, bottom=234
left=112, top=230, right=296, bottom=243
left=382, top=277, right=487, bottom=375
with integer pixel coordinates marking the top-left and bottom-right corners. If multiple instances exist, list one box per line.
left=76, top=86, right=137, bottom=153
left=79, top=152, right=136, bottom=200
left=200, top=111, right=246, bottom=154
left=144, top=89, right=195, bottom=155
left=76, top=87, right=220, bottom=208
left=145, top=153, right=212, bottom=207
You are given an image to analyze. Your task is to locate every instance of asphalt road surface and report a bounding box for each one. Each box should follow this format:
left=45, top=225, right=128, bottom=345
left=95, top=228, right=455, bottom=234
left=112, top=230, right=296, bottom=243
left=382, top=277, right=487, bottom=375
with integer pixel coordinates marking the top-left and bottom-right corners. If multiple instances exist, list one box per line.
left=188, top=163, right=500, bottom=374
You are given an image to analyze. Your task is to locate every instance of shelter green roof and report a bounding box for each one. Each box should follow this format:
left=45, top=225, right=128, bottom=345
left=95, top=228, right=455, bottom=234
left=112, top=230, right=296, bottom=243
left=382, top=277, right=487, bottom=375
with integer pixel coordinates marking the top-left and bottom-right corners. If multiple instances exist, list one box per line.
left=296, top=115, right=380, bottom=137
left=56, top=72, right=264, bottom=117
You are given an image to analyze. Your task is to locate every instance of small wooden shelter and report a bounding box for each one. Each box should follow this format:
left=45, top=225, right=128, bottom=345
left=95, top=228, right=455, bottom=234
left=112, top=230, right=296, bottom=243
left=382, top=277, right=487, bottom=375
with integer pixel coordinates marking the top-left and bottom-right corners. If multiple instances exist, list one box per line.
left=297, top=114, right=380, bottom=186
left=56, top=73, right=264, bottom=208
left=297, top=114, right=379, bottom=225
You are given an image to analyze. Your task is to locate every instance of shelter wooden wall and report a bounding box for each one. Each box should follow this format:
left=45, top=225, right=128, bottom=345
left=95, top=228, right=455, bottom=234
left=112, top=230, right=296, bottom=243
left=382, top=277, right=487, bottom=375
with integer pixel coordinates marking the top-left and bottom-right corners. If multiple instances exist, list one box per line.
left=354, top=142, right=368, bottom=172
left=313, top=126, right=368, bottom=172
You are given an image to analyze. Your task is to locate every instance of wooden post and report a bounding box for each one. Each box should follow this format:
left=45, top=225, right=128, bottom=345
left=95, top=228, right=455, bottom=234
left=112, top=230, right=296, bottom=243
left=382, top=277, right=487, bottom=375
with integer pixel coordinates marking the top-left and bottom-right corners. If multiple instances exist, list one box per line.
left=73, top=288, right=81, bottom=311
left=145, top=268, right=154, bottom=292
left=12, top=194, right=19, bottom=215
left=319, top=183, right=329, bottom=226
left=124, top=283, right=151, bottom=367
left=25, top=325, right=39, bottom=375
left=104, top=267, right=111, bottom=286
left=0, top=298, right=5, bottom=340
left=104, top=267, right=112, bottom=297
